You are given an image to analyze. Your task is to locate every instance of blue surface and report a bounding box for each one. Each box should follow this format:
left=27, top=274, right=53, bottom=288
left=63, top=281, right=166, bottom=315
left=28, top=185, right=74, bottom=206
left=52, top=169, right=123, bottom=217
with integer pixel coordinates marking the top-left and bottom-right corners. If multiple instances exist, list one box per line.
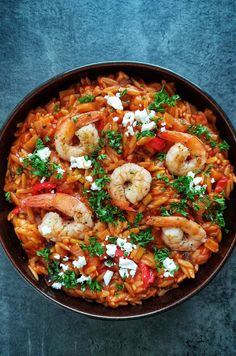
left=0, top=1, right=235, bottom=355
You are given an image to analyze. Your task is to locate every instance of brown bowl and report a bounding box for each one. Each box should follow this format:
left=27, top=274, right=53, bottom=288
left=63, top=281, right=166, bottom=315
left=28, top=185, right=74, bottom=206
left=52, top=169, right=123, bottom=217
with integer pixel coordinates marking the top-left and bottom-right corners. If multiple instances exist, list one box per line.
left=0, top=62, right=235, bottom=319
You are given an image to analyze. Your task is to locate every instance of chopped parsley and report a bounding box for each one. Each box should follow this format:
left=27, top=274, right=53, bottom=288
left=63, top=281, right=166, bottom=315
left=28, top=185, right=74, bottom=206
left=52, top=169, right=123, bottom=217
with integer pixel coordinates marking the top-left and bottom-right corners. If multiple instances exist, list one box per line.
left=171, top=175, right=206, bottom=200
left=136, top=130, right=155, bottom=140
left=130, top=227, right=154, bottom=247
left=204, top=164, right=213, bottom=177
left=53, top=103, right=60, bottom=114
left=155, top=152, right=166, bottom=161
left=86, top=279, right=102, bottom=292
left=16, top=167, right=23, bottom=175
left=154, top=247, right=170, bottom=271
left=120, top=89, right=128, bottom=97
left=149, top=87, right=180, bottom=112
left=107, top=236, right=117, bottom=243
left=36, top=247, right=50, bottom=261
left=94, top=176, right=111, bottom=189
left=87, top=190, right=125, bottom=223
left=187, top=124, right=217, bottom=147
left=71, top=115, right=79, bottom=123
left=104, top=130, right=123, bottom=154
left=80, top=237, right=104, bottom=256
left=44, top=135, right=51, bottom=143
left=5, top=192, right=11, bottom=202
left=218, top=140, right=230, bottom=151
left=78, top=94, right=95, bottom=103
left=160, top=200, right=188, bottom=217
left=203, top=195, right=226, bottom=228
left=157, top=173, right=170, bottom=184
left=23, top=140, right=62, bottom=178
left=134, top=212, right=144, bottom=227
left=53, top=270, right=77, bottom=289
left=116, top=283, right=124, bottom=290
left=48, top=260, right=60, bottom=275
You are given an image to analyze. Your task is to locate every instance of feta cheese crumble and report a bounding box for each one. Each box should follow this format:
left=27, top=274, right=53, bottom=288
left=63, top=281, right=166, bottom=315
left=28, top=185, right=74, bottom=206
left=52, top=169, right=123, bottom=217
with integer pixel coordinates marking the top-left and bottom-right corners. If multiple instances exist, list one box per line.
left=51, top=282, right=62, bottom=290
left=36, top=147, right=51, bottom=161
left=63, top=256, right=69, bottom=261
left=113, top=116, right=119, bottom=122
left=85, top=175, right=93, bottom=182
left=91, top=182, right=101, bottom=191
left=122, top=112, right=135, bottom=127
left=72, top=256, right=87, bottom=269
left=116, top=238, right=136, bottom=256
left=57, top=167, right=65, bottom=175
left=40, top=225, right=52, bottom=236
left=76, top=275, right=91, bottom=284
left=103, top=270, right=114, bottom=286
left=162, top=257, right=177, bottom=277
left=54, top=254, right=60, bottom=260
left=70, top=156, right=92, bottom=169
left=60, top=263, right=69, bottom=271
left=40, top=177, right=46, bottom=183
left=141, top=121, right=156, bottom=132
left=106, top=244, right=117, bottom=257
left=119, top=257, right=138, bottom=277
left=105, top=95, right=123, bottom=110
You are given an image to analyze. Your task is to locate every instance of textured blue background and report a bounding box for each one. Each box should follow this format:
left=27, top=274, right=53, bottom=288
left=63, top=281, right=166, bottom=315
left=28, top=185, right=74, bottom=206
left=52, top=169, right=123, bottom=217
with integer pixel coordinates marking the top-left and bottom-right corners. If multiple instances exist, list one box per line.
left=0, top=1, right=235, bottom=355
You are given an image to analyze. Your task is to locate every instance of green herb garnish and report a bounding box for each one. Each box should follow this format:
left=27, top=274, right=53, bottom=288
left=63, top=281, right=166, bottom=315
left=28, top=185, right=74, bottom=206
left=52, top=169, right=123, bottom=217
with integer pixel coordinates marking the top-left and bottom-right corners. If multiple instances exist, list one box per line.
left=5, top=192, right=11, bottom=202
left=157, top=173, right=170, bottom=184
left=203, top=195, right=226, bottom=228
left=105, top=130, right=123, bottom=154
left=53, top=103, right=60, bottom=114
left=120, top=89, right=128, bottom=97
left=155, top=152, right=166, bottom=161
left=36, top=247, right=50, bottom=261
left=80, top=237, right=104, bottom=257
left=134, top=212, right=144, bottom=227
left=116, top=283, right=124, bottom=291
left=136, top=130, right=155, bottom=140
left=218, top=140, right=230, bottom=151
left=86, top=279, right=102, bottom=292
left=53, top=270, right=77, bottom=289
left=149, top=87, right=180, bottom=112
left=78, top=94, right=95, bottom=103
left=154, top=247, right=170, bottom=271
left=130, top=227, right=154, bottom=247
left=16, top=167, right=23, bottom=175
left=48, top=260, right=60, bottom=275
left=44, top=135, right=51, bottom=143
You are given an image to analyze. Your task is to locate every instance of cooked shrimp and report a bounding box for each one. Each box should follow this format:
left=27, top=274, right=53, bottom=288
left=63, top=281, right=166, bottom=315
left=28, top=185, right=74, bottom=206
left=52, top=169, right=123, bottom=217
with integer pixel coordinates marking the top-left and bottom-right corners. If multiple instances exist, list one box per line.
left=146, top=216, right=206, bottom=251
left=109, top=163, right=152, bottom=205
left=75, top=111, right=104, bottom=128
left=158, top=130, right=207, bottom=176
left=55, top=120, right=99, bottom=161
left=22, top=193, right=93, bottom=227
left=38, top=212, right=87, bottom=240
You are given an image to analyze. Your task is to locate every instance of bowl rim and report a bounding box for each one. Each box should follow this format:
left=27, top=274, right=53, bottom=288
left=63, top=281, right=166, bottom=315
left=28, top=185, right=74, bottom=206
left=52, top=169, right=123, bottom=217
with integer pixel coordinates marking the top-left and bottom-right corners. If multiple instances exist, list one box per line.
left=0, top=61, right=235, bottom=320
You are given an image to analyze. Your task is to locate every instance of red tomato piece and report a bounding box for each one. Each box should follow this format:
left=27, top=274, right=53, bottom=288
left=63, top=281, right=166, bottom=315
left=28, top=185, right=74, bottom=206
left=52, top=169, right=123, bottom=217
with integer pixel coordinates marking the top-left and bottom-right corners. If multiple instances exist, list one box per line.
left=215, top=176, right=228, bottom=193
left=139, top=262, right=156, bottom=289
left=146, top=137, right=166, bottom=151
left=32, top=182, right=56, bottom=195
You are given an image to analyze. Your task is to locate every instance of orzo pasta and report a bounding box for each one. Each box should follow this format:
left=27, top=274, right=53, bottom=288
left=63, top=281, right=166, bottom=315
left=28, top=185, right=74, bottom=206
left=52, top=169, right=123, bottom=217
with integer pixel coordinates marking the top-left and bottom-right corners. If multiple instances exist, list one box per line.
left=4, top=72, right=235, bottom=307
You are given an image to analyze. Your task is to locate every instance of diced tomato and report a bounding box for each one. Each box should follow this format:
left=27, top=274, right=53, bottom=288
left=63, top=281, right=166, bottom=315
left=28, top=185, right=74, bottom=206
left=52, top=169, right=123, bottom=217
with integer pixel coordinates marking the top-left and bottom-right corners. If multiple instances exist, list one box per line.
left=139, top=262, right=156, bottom=289
left=115, top=247, right=124, bottom=258
left=12, top=207, right=22, bottom=215
left=215, top=176, right=228, bottom=193
left=96, top=119, right=105, bottom=132
left=146, top=137, right=166, bottom=151
left=32, top=182, right=56, bottom=195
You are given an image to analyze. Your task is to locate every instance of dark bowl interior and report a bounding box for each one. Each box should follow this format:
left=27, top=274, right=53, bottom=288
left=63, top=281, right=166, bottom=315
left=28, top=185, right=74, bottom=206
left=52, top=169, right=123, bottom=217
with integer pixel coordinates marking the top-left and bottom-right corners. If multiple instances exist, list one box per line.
left=0, top=62, right=235, bottom=319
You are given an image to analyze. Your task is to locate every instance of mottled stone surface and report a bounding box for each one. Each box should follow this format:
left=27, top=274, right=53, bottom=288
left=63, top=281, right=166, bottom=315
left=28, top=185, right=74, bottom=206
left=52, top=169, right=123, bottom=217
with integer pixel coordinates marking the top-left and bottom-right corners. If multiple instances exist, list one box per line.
left=0, top=0, right=235, bottom=355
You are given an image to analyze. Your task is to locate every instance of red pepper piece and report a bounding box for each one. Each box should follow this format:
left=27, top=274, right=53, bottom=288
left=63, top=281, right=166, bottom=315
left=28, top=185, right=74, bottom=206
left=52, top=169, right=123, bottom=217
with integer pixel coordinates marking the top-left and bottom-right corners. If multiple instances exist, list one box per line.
left=32, top=182, right=56, bottom=195
left=139, top=262, right=156, bottom=289
left=146, top=137, right=166, bottom=151
left=115, top=247, right=124, bottom=258
left=215, top=176, right=228, bottom=193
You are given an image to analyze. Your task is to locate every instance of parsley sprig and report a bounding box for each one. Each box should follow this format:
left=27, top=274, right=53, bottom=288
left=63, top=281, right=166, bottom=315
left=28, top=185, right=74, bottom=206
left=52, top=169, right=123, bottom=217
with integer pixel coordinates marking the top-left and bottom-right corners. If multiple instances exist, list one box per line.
left=130, top=227, right=154, bottom=247
left=104, top=130, right=123, bottom=154
left=153, top=247, right=170, bottom=271
left=23, top=139, right=63, bottom=178
left=80, top=237, right=104, bottom=256
left=36, top=247, right=51, bottom=261
left=53, top=270, right=78, bottom=289
left=203, top=195, right=226, bottom=228
left=136, top=130, right=155, bottom=140
left=149, top=87, right=180, bottom=112
left=78, top=94, right=95, bottom=103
